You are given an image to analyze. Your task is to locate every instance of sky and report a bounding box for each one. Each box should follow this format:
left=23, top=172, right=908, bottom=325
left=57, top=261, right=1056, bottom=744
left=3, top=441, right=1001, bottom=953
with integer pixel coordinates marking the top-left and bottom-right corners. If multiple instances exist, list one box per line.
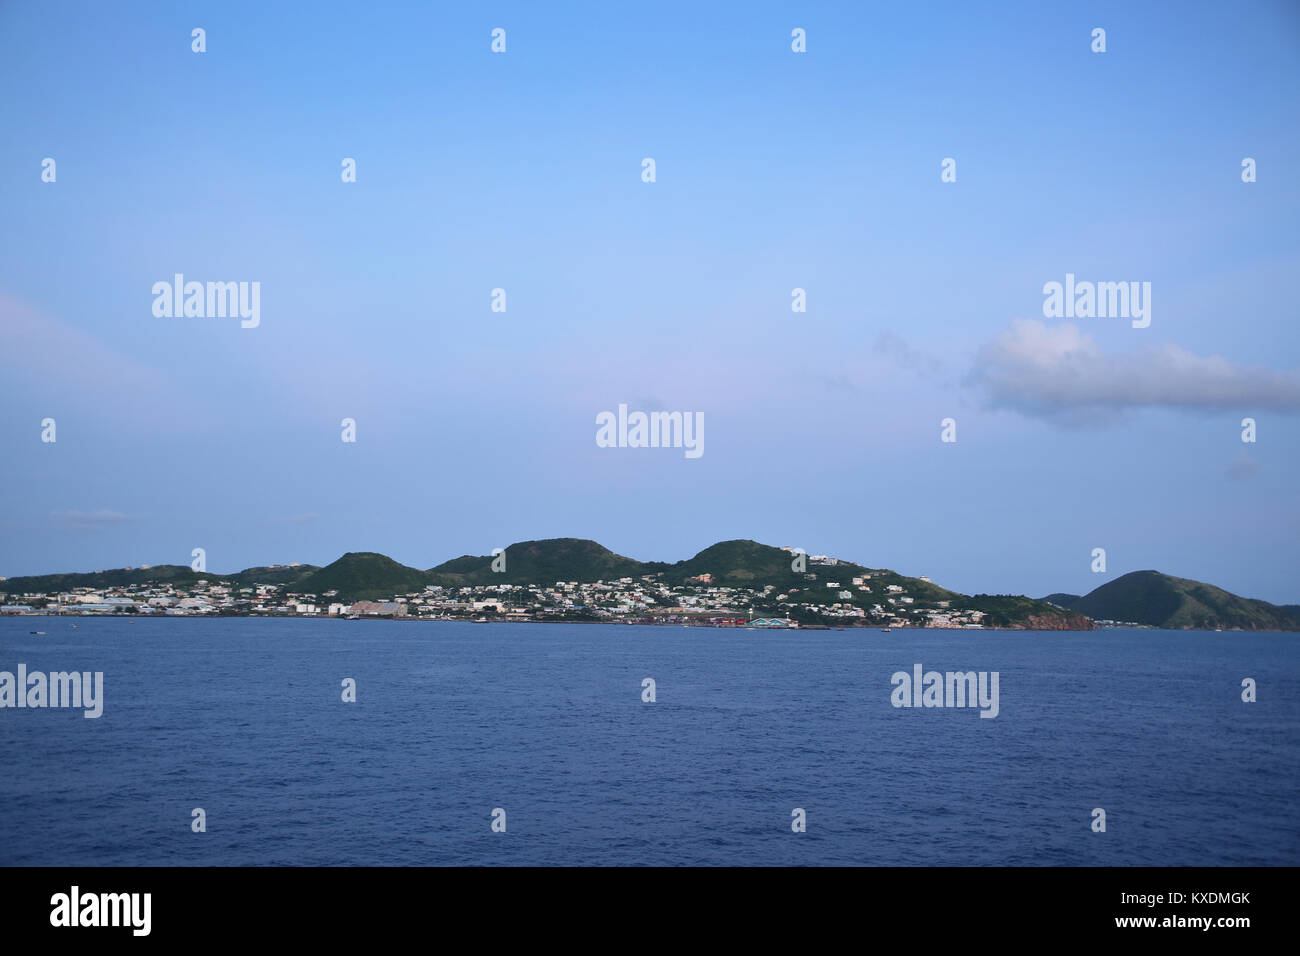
left=1, top=1, right=1298, bottom=603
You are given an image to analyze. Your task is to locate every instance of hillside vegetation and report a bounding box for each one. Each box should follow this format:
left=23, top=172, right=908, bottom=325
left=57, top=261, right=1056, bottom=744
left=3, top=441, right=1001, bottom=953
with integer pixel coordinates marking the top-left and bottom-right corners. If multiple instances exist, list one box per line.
left=1059, top=571, right=1299, bottom=630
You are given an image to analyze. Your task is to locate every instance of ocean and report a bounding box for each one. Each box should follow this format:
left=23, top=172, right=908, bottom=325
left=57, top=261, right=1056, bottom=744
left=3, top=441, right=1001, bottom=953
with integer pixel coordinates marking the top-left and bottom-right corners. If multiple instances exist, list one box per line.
left=1, top=616, right=1295, bottom=866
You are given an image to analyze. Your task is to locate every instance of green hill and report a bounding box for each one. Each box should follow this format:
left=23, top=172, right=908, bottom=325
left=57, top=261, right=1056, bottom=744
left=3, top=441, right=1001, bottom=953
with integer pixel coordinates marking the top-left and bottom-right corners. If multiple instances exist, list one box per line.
left=0, top=564, right=219, bottom=594
left=660, top=539, right=955, bottom=597
left=1070, top=571, right=1299, bottom=630
left=0, top=562, right=319, bottom=595
left=429, top=538, right=654, bottom=586
left=230, top=565, right=319, bottom=586
left=651, top=540, right=1084, bottom=628
left=659, top=539, right=822, bottom=586
left=1040, top=593, right=1082, bottom=608
left=293, top=552, right=428, bottom=601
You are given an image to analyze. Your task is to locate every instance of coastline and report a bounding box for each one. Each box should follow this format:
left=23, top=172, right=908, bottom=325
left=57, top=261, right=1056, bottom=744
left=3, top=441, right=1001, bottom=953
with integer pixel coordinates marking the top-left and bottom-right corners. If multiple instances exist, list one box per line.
left=7, top=613, right=1291, bottom=634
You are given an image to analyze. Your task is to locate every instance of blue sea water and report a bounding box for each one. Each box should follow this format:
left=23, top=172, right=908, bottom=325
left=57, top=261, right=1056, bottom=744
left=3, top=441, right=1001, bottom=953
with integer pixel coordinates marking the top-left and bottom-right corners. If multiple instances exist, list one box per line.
left=0, top=616, right=1295, bottom=866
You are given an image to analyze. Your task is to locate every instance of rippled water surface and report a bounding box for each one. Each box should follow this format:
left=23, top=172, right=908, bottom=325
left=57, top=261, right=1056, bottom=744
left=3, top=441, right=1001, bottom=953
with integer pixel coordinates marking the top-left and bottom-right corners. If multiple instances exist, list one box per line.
left=1, top=617, right=1295, bottom=865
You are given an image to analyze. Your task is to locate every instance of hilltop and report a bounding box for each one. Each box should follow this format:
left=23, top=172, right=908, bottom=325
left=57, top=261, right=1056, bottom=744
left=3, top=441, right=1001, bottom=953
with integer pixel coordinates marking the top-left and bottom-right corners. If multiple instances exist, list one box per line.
left=1049, top=571, right=1300, bottom=631
left=429, top=538, right=657, bottom=587
left=0, top=563, right=320, bottom=594
left=293, top=553, right=427, bottom=602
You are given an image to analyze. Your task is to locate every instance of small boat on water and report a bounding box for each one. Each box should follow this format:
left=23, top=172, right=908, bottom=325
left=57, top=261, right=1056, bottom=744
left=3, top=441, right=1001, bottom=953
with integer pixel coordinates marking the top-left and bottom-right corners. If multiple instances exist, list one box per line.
left=881, top=628, right=892, bottom=633
left=30, top=631, right=45, bottom=635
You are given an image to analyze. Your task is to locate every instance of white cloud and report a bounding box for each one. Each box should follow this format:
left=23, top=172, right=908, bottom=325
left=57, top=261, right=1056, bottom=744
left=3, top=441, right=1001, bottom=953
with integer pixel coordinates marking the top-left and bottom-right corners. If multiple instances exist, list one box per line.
left=969, top=319, right=1300, bottom=422
left=873, top=330, right=947, bottom=377
left=50, top=509, right=138, bottom=532
left=1226, top=454, right=1262, bottom=481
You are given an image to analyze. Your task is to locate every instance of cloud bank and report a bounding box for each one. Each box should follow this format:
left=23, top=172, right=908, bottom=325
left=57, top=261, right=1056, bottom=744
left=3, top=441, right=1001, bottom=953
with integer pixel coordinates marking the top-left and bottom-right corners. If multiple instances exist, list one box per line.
left=50, top=510, right=138, bottom=532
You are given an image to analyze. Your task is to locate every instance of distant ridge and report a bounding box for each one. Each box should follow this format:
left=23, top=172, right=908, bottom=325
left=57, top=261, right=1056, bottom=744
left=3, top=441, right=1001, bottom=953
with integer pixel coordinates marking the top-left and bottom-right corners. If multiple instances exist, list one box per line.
left=1050, top=571, right=1300, bottom=631
left=294, top=553, right=426, bottom=601
left=0, top=563, right=320, bottom=593
left=429, top=538, right=656, bottom=587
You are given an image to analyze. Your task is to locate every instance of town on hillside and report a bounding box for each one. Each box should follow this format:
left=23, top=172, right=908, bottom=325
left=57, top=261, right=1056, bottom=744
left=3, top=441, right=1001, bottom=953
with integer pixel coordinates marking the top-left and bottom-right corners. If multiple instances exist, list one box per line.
left=0, top=561, right=993, bottom=629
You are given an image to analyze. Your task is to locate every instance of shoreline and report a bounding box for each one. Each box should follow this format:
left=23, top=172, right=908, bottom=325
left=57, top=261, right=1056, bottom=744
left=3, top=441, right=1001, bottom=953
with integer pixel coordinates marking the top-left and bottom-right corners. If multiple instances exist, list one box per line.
left=3, top=613, right=1289, bottom=634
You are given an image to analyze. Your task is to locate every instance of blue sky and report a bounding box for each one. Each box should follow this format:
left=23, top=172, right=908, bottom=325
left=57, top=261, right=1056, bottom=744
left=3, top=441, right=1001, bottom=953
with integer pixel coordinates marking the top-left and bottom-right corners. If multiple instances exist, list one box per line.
left=2, top=1, right=1298, bottom=603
